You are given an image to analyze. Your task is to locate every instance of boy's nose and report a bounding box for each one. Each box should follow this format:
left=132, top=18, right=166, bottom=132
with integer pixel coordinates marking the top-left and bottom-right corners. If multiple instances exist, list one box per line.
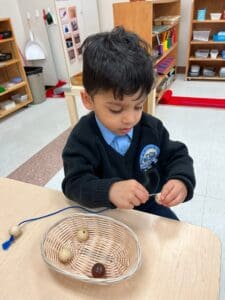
left=122, top=112, right=136, bottom=125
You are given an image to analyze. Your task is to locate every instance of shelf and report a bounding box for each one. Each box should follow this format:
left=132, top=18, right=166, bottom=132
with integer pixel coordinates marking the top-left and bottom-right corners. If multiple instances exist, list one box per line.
left=186, top=0, right=225, bottom=81
left=0, top=59, right=20, bottom=68
left=0, top=37, right=14, bottom=44
left=152, top=0, right=180, bottom=4
left=152, top=22, right=178, bottom=37
left=113, top=0, right=180, bottom=113
left=156, top=75, right=176, bottom=102
left=157, top=60, right=176, bottom=75
left=0, top=18, right=10, bottom=22
left=193, top=20, right=225, bottom=23
left=189, top=56, right=225, bottom=61
left=156, top=74, right=167, bottom=87
left=0, top=18, right=33, bottom=119
left=187, top=76, right=225, bottom=81
left=191, top=40, right=225, bottom=45
left=0, top=98, right=32, bottom=119
left=0, top=82, right=26, bottom=96
left=154, top=42, right=178, bottom=65
left=156, top=89, right=166, bottom=102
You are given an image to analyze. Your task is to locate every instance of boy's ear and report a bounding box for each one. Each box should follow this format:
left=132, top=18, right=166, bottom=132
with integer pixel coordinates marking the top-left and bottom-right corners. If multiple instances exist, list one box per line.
left=80, top=90, right=94, bottom=110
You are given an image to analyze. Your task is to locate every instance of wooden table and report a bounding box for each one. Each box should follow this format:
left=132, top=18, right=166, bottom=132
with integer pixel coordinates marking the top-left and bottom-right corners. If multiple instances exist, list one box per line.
left=0, top=178, right=221, bottom=300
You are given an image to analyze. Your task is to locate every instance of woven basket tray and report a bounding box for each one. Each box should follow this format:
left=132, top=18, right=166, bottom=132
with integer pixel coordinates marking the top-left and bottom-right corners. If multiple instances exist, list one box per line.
left=41, top=213, right=141, bottom=285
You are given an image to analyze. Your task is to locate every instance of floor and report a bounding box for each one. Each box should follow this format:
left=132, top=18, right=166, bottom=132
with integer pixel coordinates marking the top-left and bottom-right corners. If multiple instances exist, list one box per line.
left=1, top=74, right=225, bottom=299
left=0, top=99, right=70, bottom=177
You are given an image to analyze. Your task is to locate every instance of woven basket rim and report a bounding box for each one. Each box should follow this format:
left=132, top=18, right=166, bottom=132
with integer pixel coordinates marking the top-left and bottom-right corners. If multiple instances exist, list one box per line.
left=41, top=213, right=141, bottom=285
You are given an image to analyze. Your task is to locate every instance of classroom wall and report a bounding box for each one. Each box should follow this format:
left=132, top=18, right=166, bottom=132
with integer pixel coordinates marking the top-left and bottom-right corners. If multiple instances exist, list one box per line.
left=178, top=0, right=192, bottom=66
left=18, top=0, right=66, bottom=85
left=97, top=0, right=129, bottom=31
left=97, top=0, right=192, bottom=67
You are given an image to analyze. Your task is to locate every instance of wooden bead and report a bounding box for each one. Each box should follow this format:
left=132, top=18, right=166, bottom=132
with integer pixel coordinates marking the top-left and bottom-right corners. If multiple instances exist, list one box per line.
left=77, top=228, right=89, bottom=242
left=9, top=225, right=22, bottom=238
left=58, top=248, right=73, bottom=263
left=91, top=263, right=106, bottom=278
left=155, top=193, right=161, bottom=204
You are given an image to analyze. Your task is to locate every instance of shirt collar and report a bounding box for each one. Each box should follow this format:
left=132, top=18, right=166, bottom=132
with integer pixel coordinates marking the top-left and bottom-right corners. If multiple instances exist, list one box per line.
left=95, top=116, right=133, bottom=145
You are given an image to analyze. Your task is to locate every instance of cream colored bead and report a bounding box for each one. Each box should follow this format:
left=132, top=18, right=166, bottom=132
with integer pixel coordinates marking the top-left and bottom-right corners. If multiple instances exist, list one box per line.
left=58, top=248, right=73, bottom=263
left=9, top=225, right=22, bottom=238
left=77, top=228, right=89, bottom=242
left=155, top=193, right=161, bottom=204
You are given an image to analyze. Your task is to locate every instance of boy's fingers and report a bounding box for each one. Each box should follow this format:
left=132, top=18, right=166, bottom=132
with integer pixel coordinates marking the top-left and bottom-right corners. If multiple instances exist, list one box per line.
left=135, top=188, right=149, bottom=204
left=119, top=202, right=134, bottom=209
left=130, top=196, right=141, bottom=206
left=161, top=183, right=174, bottom=201
left=163, top=190, right=178, bottom=205
left=133, top=180, right=148, bottom=192
left=126, top=203, right=134, bottom=209
left=164, top=195, right=181, bottom=207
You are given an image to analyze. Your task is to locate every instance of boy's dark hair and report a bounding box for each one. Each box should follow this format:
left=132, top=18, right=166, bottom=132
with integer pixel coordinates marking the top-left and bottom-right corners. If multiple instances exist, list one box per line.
left=81, top=26, right=154, bottom=100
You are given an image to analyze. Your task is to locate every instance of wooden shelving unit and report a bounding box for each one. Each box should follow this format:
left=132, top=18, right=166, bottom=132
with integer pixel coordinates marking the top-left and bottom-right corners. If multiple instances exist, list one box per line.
left=185, top=0, right=225, bottom=81
left=191, top=40, right=225, bottom=45
left=113, top=0, right=181, bottom=106
left=0, top=18, right=32, bottom=119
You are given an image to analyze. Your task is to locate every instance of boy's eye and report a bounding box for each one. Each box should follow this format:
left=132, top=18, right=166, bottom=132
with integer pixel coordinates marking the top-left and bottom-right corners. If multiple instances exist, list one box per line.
left=135, top=106, right=143, bottom=110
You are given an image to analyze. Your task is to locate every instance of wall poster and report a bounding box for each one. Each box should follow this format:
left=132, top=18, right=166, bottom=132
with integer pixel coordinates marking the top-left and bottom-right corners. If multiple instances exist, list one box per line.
left=59, top=6, right=82, bottom=63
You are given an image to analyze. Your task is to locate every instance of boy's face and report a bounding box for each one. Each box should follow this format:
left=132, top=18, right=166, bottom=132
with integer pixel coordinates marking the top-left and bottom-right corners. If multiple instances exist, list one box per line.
left=81, top=89, right=147, bottom=135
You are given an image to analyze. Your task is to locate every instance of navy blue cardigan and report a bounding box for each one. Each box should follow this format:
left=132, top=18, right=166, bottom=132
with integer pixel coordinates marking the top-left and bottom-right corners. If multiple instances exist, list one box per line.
left=62, top=112, right=195, bottom=208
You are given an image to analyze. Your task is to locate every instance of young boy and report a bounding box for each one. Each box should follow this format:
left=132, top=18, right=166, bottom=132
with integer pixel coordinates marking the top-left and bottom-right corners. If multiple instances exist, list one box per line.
left=62, top=27, right=195, bottom=220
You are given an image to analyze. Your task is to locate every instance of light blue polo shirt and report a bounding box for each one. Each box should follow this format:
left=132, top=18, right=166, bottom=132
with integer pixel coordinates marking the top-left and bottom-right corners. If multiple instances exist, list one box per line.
left=95, top=117, right=133, bottom=156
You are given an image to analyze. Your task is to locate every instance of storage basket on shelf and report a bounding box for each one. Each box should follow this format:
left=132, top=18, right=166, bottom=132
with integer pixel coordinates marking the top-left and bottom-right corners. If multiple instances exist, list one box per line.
left=195, top=49, right=209, bottom=58
left=154, top=15, right=180, bottom=26
left=193, top=30, right=210, bottom=42
left=210, top=13, right=222, bottom=20
left=41, top=213, right=141, bottom=285
left=210, top=49, right=219, bottom=59
left=213, top=32, right=225, bottom=42
left=162, top=15, right=180, bottom=25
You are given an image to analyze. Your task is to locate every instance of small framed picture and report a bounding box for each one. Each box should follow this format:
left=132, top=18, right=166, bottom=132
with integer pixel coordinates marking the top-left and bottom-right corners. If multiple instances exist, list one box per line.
left=68, top=49, right=76, bottom=62
left=63, top=24, right=70, bottom=35
left=77, top=46, right=82, bottom=56
left=74, top=33, right=81, bottom=44
left=65, top=37, right=73, bottom=48
left=71, top=19, right=78, bottom=32
left=68, top=6, right=76, bottom=19
left=59, top=8, right=68, bottom=22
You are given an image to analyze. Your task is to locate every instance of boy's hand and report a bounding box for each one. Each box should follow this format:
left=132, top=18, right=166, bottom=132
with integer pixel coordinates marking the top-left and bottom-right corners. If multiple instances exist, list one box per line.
left=158, top=179, right=187, bottom=207
left=109, top=180, right=149, bottom=209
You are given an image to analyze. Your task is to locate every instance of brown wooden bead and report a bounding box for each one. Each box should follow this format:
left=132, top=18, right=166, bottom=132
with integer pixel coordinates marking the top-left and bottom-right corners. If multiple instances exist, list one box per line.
left=91, top=263, right=106, bottom=278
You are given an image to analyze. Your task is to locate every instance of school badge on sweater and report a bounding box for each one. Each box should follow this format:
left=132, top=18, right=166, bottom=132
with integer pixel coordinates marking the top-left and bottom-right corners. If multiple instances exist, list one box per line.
left=139, top=144, right=160, bottom=171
